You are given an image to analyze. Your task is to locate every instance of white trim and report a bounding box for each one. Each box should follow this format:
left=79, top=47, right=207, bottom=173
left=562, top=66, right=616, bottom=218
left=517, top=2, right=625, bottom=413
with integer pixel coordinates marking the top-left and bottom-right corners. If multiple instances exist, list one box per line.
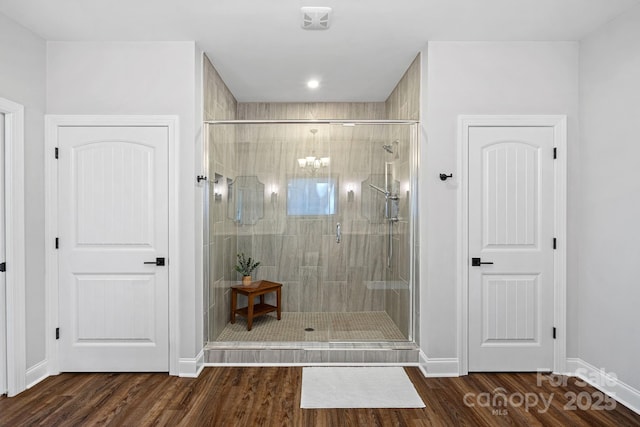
left=0, top=98, right=26, bottom=397
left=567, top=358, right=640, bottom=415
left=552, top=118, right=568, bottom=374
left=418, top=351, right=460, bottom=378
left=458, top=115, right=567, bottom=375
left=167, top=118, right=181, bottom=377
left=179, top=349, right=205, bottom=378
left=44, top=115, right=180, bottom=376
left=205, top=363, right=420, bottom=368
left=418, top=351, right=428, bottom=377
left=26, top=359, right=49, bottom=389
left=44, top=117, right=58, bottom=375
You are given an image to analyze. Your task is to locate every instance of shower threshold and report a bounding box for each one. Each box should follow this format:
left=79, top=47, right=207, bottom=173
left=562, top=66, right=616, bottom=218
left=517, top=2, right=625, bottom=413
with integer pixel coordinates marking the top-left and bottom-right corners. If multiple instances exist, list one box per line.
left=204, top=312, right=419, bottom=365
left=204, top=340, right=419, bottom=365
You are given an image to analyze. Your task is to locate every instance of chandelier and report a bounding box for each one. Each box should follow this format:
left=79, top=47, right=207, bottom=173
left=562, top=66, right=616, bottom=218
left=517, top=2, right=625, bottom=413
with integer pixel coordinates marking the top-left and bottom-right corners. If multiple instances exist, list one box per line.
left=297, top=128, right=330, bottom=173
left=297, top=154, right=330, bottom=173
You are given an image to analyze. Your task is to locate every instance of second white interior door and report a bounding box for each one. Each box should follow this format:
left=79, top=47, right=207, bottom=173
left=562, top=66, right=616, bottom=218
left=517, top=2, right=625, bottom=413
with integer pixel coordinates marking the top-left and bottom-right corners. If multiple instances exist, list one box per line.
left=468, top=125, right=555, bottom=372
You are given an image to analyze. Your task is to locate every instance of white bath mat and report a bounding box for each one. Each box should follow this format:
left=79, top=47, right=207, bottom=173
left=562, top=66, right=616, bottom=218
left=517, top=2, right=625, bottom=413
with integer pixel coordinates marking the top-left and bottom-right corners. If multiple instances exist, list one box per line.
left=300, top=367, right=425, bottom=409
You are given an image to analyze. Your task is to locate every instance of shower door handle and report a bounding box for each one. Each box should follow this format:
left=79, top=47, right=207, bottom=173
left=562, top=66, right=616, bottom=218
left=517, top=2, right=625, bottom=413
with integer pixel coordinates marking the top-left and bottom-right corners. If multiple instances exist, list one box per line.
left=336, top=223, right=341, bottom=244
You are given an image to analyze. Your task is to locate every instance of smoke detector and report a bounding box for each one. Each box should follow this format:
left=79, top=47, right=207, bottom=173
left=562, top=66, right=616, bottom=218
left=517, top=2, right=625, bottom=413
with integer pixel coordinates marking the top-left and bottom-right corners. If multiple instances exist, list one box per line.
left=301, top=7, right=332, bottom=30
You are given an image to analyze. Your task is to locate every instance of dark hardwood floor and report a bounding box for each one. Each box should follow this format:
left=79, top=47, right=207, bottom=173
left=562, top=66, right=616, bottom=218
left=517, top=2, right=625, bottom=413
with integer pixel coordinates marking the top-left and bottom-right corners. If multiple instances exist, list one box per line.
left=1, top=367, right=639, bottom=426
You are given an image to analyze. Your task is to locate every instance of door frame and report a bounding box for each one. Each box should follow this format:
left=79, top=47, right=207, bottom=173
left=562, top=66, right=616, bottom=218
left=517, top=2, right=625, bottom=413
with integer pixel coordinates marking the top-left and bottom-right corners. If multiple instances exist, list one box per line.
left=0, top=98, right=26, bottom=396
left=45, top=115, right=180, bottom=376
left=458, top=115, right=567, bottom=375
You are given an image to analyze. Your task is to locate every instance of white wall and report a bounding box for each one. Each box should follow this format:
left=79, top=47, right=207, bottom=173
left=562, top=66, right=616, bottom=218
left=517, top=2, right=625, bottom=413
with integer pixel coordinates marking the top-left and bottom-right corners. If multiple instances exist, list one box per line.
left=420, top=42, right=580, bottom=362
left=579, top=4, right=640, bottom=391
left=0, top=12, right=47, bottom=369
left=47, top=41, right=203, bottom=361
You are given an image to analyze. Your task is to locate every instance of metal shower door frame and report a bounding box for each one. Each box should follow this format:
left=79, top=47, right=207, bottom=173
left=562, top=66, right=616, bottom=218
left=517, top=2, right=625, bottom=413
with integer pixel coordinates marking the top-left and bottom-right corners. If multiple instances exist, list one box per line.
left=203, top=119, right=420, bottom=344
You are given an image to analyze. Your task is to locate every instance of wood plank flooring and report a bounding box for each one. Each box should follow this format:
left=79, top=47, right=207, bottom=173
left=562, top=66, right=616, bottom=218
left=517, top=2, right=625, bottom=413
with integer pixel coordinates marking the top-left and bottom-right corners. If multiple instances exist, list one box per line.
left=1, top=367, right=639, bottom=426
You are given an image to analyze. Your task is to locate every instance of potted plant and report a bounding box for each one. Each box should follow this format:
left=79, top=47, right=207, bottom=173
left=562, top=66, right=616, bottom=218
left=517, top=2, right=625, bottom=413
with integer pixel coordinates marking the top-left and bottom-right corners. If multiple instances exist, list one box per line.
left=234, top=253, right=261, bottom=286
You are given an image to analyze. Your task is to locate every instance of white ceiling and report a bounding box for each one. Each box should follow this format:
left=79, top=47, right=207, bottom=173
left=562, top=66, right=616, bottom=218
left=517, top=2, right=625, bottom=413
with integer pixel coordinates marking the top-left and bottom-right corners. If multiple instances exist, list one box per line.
left=0, top=0, right=638, bottom=102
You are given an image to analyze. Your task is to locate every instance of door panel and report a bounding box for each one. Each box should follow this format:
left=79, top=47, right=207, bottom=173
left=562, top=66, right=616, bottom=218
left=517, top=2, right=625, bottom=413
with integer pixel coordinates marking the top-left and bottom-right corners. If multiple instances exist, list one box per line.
left=482, top=275, right=537, bottom=342
left=58, top=126, right=169, bottom=372
left=469, top=126, right=554, bottom=372
left=74, top=142, right=154, bottom=246
left=75, top=275, right=156, bottom=341
left=483, top=143, right=538, bottom=248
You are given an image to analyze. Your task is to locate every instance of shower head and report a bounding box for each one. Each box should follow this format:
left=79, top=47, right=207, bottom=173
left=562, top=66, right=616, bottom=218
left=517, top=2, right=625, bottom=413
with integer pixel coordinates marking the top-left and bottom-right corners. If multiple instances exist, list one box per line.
left=383, top=140, right=400, bottom=159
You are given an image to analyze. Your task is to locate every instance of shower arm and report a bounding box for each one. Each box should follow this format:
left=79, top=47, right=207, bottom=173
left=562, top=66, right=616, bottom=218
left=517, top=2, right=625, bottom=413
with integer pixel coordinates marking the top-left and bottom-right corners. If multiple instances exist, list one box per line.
left=368, top=183, right=399, bottom=200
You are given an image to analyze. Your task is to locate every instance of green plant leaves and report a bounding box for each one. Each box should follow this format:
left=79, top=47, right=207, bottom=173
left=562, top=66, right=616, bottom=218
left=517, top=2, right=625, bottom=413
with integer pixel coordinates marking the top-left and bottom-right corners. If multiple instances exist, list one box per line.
left=234, top=252, right=261, bottom=276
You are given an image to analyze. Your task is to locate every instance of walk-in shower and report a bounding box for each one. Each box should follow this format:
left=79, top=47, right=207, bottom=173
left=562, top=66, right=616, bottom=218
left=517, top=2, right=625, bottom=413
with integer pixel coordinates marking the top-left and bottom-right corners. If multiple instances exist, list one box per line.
left=204, top=120, right=418, bottom=344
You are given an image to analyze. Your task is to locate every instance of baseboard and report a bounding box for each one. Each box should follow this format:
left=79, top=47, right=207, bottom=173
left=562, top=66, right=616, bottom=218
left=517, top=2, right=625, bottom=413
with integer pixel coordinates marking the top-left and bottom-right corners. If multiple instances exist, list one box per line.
left=567, top=358, right=640, bottom=415
left=26, top=359, right=49, bottom=389
left=178, top=349, right=205, bottom=378
left=418, top=352, right=460, bottom=378
left=418, top=350, right=428, bottom=377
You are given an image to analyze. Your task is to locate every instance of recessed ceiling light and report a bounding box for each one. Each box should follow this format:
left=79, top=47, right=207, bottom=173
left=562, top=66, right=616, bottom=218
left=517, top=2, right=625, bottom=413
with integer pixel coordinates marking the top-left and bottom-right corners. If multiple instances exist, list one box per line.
left=307, top=79, right=320, bottom=89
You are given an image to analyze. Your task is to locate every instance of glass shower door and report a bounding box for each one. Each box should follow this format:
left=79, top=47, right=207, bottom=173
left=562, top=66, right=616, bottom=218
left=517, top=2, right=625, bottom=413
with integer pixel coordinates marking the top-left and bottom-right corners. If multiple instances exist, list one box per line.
left=206, top=121, right=416, bottom=344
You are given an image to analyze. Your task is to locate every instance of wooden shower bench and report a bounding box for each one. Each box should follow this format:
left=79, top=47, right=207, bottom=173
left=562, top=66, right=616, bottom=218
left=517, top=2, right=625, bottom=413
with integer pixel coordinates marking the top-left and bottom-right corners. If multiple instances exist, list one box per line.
left=230, top=280, right=282, bottom=331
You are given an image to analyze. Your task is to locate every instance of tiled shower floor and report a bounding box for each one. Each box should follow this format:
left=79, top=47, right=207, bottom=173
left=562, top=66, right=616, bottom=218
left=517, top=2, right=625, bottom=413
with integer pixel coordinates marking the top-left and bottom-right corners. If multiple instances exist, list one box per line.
left=215, top=311, right=406, bottom=342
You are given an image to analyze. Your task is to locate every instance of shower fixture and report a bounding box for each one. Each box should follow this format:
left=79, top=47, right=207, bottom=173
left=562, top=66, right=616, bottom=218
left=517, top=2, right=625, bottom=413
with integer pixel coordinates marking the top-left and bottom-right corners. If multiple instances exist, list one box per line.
left=382, top=140, right=400, bottom=159
left=369, top=182, right=399, bottom=269
left=369, top=183, right=392, bottom=197
left=368, top=184, right=399, bottom=220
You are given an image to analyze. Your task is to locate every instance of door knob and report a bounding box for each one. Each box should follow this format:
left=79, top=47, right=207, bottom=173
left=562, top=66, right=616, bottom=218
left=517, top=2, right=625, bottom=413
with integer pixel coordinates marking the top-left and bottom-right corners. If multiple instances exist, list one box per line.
left=471, top=257, right=493, bottom=267
left=144, top=257, right=165, bottom=266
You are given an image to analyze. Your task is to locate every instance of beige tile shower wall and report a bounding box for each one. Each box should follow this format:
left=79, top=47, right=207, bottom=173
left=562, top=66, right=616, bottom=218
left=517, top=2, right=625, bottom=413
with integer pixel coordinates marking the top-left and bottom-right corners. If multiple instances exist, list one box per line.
left=385, top=54, right=421, bottom=121
left=234, top=102, right=390, bottom=315
left=229, top=117, right=392, bottom=315
left=237, top=102, right=386, bottom=120
left=204, top=55, right=239, bottom=340
left=204, top=55, right=237, bottom=121
left=384, top=53, right=420, bottom=337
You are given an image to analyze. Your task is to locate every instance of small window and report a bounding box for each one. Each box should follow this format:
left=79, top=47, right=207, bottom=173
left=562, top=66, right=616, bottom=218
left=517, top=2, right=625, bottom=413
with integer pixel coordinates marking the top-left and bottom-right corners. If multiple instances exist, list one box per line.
left=287, top=176, right=338, bottom=216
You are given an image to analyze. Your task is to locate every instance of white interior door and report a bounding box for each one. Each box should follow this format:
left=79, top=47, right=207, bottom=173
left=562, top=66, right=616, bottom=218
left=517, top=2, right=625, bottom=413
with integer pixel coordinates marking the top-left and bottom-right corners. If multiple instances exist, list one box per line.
left=0, top=114, right=6, bottom=393
left=57, top=126, right=169, bottom=372
left=468, top=126, right=555, bottom=372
